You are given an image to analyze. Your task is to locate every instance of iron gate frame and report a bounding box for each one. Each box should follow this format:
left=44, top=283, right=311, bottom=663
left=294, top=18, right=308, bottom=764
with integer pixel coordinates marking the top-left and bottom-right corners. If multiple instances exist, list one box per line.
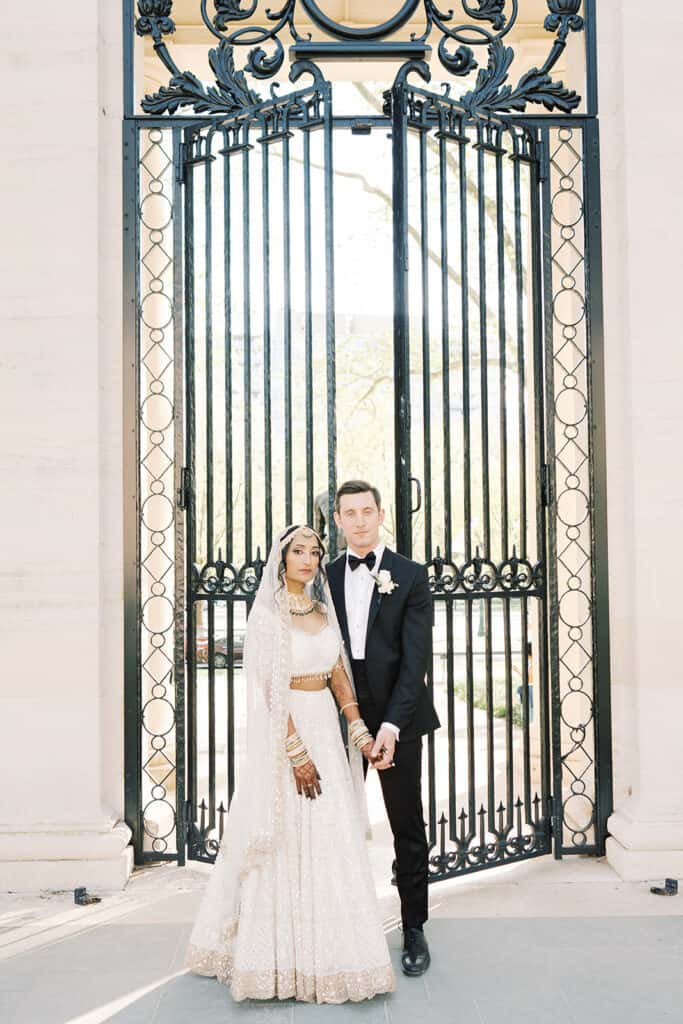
left=123, top=0, right=613, bottom=871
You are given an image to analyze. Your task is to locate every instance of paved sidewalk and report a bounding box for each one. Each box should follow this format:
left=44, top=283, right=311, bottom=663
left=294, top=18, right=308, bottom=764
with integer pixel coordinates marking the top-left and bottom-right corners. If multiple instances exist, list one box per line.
left=2, top=858, right=683, bottom=1024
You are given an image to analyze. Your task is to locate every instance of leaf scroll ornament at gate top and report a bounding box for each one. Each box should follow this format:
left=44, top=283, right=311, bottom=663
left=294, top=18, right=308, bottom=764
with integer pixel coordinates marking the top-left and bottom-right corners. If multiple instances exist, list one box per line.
left=135, top=0, right=585, bottom=116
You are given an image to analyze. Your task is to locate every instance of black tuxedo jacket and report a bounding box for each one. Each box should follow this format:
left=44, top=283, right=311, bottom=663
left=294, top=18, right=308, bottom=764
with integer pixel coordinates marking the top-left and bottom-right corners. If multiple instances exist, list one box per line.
left=327, top=548, right=441, bottom=741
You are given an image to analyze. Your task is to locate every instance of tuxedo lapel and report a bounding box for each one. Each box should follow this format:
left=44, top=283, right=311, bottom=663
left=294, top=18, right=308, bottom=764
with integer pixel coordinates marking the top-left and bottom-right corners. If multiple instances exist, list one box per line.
left=365, top=547, right=394, bottom=642
left=326, top=555, right=351, bottom=655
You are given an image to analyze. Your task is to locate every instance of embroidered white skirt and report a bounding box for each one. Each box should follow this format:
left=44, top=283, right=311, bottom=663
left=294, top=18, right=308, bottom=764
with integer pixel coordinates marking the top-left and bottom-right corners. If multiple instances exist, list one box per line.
left=185, top=687, right=395, bottom=1004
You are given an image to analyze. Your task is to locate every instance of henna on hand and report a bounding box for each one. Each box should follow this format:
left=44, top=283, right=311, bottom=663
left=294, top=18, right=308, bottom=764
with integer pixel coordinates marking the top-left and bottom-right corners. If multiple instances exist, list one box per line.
left=293, top=759, right=322, bottom=799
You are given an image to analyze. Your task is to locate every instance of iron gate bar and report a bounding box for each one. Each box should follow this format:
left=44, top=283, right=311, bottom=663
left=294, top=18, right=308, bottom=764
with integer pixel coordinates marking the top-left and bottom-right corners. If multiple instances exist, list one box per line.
left=513, top=136, right=528, bottom=558
left=495, top=132, right=508, bottom=554
left=204, top=137, right=217, bottom=835
left=459, top=117, right=472, bottom=566
left=530, top=124, right=555, bottom=853
left=418, top=119, right=437, bottom=848
left=204, top=139, right=215, bottom=565
left=475, top=126, right=493, bottom=839
left=282, top=126, right=293, bottom=524
left=260, top=129, right=273, bottom=551
left=126, top=115, right=602, bottom=130
left=495, top=131, right=513, bottom=837
left=222, top=128, right=234, bottom=563
left=438, top=117, right=453, bottom=561
left=322, top=80, right=338, bottom=555
left=475, top=126, right=491, bottom=558
left=391, top=76, right=412, bottom=558
left=583, top=117, right=613, bottom=855
left=303, top=128, right=314, bottom=527
left=183, top=125, right=198, bottom=822
left=242, top=125, right=253, bottom=562
left=503, top=598, right=513, bottom=827
left=122, top=117, right=142, bottom=862
left=521, top=595, right=531, bottom=822
left=172, top=127, right=187, bottom=866
left=485, top=598, right=494, bottom=826
left=291, top=41, right=429, bottom=63
left=465, top=602, right=475, bottom=841
left=445, top=599, right=456, bottom=838
left=227, top=602, right=236, bottom=803
left=418, top=126, right=432, bottom=560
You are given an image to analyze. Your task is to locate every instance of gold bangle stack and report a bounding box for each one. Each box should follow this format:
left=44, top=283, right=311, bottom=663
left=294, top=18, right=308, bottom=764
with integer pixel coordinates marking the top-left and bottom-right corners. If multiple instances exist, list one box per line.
left=348, top=718, right=373, bottom=752
left=286, top=731, right=310, bottom=768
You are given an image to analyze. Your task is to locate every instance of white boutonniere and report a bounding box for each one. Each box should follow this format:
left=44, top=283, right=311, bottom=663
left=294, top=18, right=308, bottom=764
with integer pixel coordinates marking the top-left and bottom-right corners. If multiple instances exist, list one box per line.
left=372, top=569, right=399, bottom=595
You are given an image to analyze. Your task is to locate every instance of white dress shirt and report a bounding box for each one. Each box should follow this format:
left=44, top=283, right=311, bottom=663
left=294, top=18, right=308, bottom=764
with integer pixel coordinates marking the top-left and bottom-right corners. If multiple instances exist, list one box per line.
left=344, top=541, right=400, bottom=741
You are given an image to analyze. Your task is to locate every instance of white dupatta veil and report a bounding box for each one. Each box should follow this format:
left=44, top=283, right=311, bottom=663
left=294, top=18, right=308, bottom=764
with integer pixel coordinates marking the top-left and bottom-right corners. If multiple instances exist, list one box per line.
left=186, top=525, right=367, bottom=975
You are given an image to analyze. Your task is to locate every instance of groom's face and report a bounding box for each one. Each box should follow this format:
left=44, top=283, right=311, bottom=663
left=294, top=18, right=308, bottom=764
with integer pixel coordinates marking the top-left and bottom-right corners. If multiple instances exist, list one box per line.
left=334, top=492, right=384, bottom=553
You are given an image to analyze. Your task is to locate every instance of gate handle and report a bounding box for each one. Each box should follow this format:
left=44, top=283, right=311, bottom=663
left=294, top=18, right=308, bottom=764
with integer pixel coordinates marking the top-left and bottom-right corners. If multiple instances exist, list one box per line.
left=410, top=477, right=422, bottom=515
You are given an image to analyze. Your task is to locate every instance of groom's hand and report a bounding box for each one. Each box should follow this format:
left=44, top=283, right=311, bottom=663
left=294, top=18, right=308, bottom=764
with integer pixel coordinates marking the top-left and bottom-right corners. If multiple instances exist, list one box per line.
left=371, top=727, right=396, bottom=770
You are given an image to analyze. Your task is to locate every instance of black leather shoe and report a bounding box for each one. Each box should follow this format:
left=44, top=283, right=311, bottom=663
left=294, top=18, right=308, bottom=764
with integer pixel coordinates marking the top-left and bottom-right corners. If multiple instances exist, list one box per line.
left=401, top=927, right=431, bottom=976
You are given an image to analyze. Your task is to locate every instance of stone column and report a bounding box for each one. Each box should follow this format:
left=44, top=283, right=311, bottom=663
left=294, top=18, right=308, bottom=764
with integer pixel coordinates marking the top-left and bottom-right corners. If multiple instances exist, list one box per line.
left=0, top=2, right=131, bottom=889
left=599, top=2, right=683, bottom=879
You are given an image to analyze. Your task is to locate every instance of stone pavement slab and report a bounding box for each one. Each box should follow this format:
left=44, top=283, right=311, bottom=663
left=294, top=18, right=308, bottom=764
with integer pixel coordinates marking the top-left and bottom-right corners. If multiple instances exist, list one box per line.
left=2, top=916, right=683, bottom=1024
left=2, top=858, right=683, bottom=1023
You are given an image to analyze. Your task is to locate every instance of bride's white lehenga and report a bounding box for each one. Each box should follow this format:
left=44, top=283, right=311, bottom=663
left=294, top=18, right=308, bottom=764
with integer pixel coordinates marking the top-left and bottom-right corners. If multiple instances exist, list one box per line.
left=185, top=530, right=394, bottom=1004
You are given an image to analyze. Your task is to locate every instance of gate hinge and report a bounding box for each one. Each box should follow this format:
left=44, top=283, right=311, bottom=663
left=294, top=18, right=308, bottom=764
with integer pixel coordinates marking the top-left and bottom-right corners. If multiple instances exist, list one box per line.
left=551, top=792, right=563, bottom=840
left=537, top=136, right=550, bottom=184
left=541, top=463, right=553, bottom=507
left=399, top=393, right=411, bottom=431
left=178, top=466, right=191, bottom=509
left=176, top=142, right=190, bottom=184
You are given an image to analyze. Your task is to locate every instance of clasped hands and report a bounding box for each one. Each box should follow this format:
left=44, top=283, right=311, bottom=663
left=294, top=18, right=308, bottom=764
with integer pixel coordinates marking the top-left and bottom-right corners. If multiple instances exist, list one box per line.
left=367, top=725, right=396, bottom=771
left=293, top=725, right=396, bottom=800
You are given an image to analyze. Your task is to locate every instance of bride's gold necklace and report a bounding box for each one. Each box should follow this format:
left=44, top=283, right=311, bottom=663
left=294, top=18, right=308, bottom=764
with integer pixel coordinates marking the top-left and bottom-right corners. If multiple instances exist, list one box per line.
left=287, top=591, right=317, bottom=617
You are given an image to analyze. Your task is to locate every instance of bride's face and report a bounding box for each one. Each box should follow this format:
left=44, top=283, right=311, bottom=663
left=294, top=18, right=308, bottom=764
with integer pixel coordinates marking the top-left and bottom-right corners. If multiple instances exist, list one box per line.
left=284, top=531, right=322, bottom=588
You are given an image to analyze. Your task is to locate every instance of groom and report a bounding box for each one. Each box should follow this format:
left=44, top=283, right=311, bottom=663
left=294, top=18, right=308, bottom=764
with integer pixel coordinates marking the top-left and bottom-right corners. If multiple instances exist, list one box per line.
left=327, top=480, right=440, bottom=976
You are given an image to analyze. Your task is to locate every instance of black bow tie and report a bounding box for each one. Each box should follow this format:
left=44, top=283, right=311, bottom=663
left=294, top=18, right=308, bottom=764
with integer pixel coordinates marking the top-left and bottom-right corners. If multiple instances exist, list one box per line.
left=348, top=551, right=377, bottom=572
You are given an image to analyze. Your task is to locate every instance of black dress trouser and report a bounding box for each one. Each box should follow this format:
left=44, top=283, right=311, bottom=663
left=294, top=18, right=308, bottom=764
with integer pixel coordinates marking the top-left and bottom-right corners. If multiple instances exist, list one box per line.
left=351, top=659, right=429, bottom=931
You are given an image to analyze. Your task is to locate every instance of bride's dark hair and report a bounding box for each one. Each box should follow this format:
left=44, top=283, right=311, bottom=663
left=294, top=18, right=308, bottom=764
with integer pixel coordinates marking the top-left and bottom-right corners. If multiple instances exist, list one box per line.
left=276, top=525, right=327, bottom=605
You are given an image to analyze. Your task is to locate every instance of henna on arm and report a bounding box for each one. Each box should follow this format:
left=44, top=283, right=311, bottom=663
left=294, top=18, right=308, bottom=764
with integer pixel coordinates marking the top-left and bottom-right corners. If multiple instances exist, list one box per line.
left=330, top=657, right=376, bottom=762
left=330, top=657, right=362, bottom=724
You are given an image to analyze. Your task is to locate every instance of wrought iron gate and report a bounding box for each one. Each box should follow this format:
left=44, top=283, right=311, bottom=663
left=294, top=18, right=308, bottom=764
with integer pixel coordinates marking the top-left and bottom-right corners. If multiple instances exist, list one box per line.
left=180, top=68, right=337, bottom=859
left=389, top=69, right=553, bottom=875
left=124, top=0, right=612, bottom=879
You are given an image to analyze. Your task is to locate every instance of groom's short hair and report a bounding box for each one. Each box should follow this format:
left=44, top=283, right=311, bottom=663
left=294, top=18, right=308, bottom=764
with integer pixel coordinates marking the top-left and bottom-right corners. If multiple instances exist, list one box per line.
left=335, top=480, right=382, bottom=513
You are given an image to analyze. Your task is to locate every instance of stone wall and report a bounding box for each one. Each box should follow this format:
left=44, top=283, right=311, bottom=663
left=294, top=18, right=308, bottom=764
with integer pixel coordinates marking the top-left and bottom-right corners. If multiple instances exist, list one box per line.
left=0, top=2, right=131, bottom=889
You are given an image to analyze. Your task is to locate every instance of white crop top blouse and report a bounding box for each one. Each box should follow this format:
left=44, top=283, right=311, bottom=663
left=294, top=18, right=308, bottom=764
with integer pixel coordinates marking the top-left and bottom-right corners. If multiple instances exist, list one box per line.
left=290, top=622, right=340, bottom=676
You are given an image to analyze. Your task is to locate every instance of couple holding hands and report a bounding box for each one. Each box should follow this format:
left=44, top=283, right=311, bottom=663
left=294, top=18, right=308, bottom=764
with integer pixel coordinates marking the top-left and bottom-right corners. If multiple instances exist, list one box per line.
left=186, top=479, right=440, bottom=1004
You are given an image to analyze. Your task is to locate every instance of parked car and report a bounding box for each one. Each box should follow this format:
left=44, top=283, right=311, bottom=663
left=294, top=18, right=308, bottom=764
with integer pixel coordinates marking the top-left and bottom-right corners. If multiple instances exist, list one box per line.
left=195, top=628, right=245, bottom=669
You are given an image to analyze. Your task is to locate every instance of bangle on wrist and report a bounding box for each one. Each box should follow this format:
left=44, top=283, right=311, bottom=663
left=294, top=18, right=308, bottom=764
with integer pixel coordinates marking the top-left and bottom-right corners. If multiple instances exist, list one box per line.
left=348, top=718, right=373, bottom=752
left=286, top=731, right=310, bottom=767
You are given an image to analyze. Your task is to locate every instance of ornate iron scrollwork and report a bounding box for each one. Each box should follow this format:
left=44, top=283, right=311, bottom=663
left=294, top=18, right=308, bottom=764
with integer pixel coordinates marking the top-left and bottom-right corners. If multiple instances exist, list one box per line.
left=427, top=547, right=544, bottom=597
left=193, top=549, right=266, bottom=598
left=139, top=40, right=261, bottom=115
left=135, top=1, right=585, bottom=116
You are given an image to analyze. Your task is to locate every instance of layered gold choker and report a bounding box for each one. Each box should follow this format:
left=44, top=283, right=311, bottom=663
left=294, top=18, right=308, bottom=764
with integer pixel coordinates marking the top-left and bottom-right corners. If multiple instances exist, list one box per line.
left=287, top=591, right=317, bottom=616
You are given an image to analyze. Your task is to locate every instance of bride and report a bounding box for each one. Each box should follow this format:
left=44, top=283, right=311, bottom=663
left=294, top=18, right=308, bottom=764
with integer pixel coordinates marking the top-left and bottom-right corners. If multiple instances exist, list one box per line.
left=185, top=524, right=395, bottom=1003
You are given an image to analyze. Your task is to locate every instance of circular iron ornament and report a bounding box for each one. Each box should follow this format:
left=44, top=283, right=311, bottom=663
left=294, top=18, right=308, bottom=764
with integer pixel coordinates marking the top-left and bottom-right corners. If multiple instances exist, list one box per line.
left=299, top=0, right=420, bottom=40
